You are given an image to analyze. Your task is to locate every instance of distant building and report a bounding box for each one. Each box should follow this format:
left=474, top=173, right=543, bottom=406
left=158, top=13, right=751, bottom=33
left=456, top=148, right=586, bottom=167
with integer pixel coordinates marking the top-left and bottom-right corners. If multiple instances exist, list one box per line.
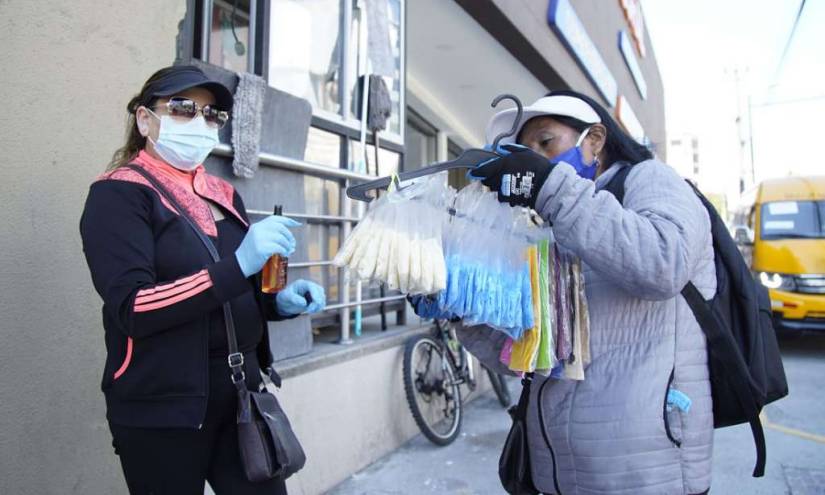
left=668, top=133, right=700, bottom=182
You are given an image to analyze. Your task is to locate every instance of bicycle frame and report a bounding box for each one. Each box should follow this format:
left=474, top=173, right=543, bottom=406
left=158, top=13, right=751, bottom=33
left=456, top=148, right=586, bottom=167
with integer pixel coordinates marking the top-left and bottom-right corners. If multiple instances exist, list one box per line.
left=433, top=320, right=476, bottom=390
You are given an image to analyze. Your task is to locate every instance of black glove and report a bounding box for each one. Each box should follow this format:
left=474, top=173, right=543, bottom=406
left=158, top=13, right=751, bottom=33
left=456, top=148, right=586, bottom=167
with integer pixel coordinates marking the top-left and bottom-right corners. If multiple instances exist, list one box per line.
left=469, top=144, right=555, bottom=208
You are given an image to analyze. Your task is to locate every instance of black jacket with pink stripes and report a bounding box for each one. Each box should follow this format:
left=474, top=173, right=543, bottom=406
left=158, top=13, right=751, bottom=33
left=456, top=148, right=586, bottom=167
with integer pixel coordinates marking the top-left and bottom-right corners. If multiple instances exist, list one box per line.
left=80, top=161, right=291, bottom=429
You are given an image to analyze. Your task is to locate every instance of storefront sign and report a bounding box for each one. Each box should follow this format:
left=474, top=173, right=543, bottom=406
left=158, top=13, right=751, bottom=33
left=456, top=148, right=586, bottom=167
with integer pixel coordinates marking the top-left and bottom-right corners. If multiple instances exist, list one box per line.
left=615, top=95, right=645, bottom=142
left=618, top=30, right=647, bottom=99
left=619, top=0, right=646, bottom=57
left=547, top=0, right=618, bottom=107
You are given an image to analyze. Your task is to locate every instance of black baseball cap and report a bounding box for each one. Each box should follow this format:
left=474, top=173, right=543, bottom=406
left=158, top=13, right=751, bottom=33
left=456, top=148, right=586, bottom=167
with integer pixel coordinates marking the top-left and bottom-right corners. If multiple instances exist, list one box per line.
left=143, top=65, right=234, bottom=111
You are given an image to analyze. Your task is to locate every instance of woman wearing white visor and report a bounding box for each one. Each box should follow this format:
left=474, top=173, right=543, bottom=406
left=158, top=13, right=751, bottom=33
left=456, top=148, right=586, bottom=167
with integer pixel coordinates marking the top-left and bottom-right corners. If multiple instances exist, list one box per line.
left=467, top=90, right=715, bottom=494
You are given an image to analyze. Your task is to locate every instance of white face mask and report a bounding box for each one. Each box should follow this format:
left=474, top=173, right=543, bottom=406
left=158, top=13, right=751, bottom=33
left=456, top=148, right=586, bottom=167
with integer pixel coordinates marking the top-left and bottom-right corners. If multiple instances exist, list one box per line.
left=146, top=109, right=219, bottom=171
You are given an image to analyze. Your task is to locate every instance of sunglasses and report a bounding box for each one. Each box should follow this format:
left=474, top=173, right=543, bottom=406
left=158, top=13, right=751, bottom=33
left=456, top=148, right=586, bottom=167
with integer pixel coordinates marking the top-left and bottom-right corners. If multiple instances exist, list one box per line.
left=152, top=97, right=230, bottom=129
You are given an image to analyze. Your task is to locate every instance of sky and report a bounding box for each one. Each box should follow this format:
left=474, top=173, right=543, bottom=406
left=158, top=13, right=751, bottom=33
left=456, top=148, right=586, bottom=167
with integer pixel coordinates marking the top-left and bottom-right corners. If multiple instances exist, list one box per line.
left=641, top=0, right=825, bottom=205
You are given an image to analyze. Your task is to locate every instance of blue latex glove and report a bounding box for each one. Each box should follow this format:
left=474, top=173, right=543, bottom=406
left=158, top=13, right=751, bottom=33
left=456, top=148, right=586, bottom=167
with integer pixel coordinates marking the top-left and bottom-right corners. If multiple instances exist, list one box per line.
left=276, top=279, right=326, bottom=315
left=407, top=294, right=455, bottom=320
left=235, top=216, right=300, bottom=277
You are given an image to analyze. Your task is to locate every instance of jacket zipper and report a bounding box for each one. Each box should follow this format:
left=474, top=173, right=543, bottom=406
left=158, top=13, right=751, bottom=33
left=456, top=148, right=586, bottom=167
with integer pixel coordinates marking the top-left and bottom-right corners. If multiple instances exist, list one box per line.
left=664, top=368, right=682, bottom=447
left=197, top=314, right=210, bottom=430
left=537, top=377, right=563, bottom=495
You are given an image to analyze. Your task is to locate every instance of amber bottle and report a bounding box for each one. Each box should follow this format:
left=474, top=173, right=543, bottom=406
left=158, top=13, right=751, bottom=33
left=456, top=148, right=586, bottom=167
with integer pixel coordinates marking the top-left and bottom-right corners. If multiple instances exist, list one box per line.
left=261, top=205, right=289, bottom=293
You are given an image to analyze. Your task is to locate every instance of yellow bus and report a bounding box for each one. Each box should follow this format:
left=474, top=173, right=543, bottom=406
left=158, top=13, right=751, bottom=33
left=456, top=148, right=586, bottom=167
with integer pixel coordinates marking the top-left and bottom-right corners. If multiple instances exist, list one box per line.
left=731, top=176, right=825, bottom=334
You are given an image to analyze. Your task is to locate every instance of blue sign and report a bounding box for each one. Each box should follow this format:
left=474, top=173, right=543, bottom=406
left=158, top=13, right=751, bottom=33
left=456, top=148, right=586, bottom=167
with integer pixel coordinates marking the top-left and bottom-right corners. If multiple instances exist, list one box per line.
left=547, top=0, right=618, bottom=107
left=619, top=30, right=647, bottom=99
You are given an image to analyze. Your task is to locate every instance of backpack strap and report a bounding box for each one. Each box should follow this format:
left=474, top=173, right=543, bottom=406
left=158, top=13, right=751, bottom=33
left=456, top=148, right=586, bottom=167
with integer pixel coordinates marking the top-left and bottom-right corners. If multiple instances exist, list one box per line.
left=600, top=164, right=633, bottom=204
left=604, top=165, right=768, bottom=477
left=682, top=283, right=767, bottom=477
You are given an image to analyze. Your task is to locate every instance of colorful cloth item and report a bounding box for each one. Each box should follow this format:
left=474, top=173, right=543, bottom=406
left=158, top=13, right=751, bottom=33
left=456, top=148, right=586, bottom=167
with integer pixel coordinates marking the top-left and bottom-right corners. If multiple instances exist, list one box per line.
left=508, top=246, right=542, bottom=372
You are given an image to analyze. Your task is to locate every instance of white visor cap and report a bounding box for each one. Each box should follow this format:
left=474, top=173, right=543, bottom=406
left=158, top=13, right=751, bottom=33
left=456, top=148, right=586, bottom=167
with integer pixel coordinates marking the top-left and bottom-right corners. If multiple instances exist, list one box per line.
left=485, top=95, right=602, bottom=146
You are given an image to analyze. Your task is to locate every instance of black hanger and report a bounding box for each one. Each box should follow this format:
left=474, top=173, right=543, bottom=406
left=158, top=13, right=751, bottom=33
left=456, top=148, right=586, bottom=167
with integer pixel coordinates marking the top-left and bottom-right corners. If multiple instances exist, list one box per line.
left=346, top=94, right=524, bottom=202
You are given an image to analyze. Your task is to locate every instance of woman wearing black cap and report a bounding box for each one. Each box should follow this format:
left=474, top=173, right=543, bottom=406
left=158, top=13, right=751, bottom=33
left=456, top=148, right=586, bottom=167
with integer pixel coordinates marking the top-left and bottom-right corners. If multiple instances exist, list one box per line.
left=80, top=65, right=325, bottom=494
left=462, top=89, right=716, bottom=494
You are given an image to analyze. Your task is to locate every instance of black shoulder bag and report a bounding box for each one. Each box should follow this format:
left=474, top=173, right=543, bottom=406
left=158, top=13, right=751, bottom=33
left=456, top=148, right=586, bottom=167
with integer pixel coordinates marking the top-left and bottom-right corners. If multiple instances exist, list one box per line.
left=125, top=165, right=306, bottom=482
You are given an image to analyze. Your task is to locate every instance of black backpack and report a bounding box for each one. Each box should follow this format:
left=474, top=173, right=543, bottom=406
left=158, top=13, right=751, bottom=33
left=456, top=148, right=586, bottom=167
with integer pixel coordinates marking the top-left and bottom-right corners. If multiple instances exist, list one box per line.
left=603, top=165, right=788, bottom=477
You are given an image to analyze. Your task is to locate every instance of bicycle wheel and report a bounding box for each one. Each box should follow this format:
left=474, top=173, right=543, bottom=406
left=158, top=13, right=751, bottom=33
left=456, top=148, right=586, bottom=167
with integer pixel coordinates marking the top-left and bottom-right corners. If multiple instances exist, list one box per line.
left=486, top=367, right=512, bottom=408
left=403, top=334, right=463, bottom=446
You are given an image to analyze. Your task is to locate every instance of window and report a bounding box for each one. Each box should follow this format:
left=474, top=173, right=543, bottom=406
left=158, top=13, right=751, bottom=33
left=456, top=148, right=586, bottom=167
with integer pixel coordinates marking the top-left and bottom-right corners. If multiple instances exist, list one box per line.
left=303, top=176, right=341, bottom=217
left=447, top=140, right=471, bottom=190
left=196, top=0, right=264, bottom=74
left=194, top=0, right=405, bottom=145
left=303, top=127, right=343, bottom=168
left=349, top=140, right=400, bottom=176
left=760, top=201, right=825, bottom=240
left=404, top=109, right=437, bottom=171
left=346, top=0, right=403, bottom=135
left=268, top=0, right=343, bottom=115
left=306, top=224, right=341, bottom=302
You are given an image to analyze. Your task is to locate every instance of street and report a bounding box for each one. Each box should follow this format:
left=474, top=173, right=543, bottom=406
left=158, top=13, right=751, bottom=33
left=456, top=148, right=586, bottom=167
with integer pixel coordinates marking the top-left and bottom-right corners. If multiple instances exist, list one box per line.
left=329, top=335, right=825, bottom=494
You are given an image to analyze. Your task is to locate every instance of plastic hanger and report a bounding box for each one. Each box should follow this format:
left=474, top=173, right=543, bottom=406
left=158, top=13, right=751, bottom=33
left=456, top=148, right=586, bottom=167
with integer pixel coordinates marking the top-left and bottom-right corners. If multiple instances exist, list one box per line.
left=346, top=94, right=524, bottom=202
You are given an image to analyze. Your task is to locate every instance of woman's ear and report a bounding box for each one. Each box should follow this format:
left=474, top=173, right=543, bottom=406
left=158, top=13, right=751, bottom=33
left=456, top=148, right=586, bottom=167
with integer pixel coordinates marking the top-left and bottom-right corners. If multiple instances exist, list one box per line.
left=135, top=107, right=151, bottom=137
left=585, top=123, right=607, bottom=160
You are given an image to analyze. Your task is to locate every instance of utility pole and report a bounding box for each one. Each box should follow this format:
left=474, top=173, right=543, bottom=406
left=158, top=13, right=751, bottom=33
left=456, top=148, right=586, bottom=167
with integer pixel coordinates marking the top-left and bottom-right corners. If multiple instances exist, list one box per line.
left=747, top=95, right=756, bottom=187
left=731, top=67, right=749, bottom=193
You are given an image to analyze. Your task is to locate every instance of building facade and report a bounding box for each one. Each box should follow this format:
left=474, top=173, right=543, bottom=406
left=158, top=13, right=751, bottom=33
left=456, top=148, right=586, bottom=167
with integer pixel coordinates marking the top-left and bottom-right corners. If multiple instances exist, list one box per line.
left=0, top=1, right=664, bottom=493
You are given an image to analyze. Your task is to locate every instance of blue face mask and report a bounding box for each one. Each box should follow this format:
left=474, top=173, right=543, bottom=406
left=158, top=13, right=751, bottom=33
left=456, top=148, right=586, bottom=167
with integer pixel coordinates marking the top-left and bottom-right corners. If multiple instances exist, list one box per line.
left=551, top=127, right=598, bottom=180
left=147, top=109, right=219, bottom=171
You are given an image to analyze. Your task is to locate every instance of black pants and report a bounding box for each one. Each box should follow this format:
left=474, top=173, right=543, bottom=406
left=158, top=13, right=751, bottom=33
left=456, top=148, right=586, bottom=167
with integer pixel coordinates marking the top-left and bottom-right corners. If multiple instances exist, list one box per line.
left=109, top=352, right=287, bottom=495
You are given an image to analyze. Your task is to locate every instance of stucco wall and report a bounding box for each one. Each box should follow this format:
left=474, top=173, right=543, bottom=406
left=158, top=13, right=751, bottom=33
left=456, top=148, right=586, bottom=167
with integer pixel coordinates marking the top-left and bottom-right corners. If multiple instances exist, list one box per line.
left=0, top=1, right=185, bottom=493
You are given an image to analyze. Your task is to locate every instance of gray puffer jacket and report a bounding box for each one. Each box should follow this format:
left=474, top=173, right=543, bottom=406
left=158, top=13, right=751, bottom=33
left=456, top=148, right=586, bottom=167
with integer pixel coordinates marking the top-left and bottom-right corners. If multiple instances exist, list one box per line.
left=459, top=159, right=715, bottom=494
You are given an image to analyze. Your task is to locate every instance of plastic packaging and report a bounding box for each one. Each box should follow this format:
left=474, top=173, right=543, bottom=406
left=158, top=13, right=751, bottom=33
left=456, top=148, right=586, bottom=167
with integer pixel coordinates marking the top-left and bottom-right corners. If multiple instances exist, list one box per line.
left=333, top=175, right=452, bottom=295
left=434, top=182, right=547, bottom=337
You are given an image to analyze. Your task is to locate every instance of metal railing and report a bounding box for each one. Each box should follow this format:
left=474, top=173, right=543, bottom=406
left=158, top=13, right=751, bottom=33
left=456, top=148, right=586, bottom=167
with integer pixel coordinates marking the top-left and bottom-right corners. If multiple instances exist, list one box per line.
left=324, top=295, right=407, bottom=312
left=212, top=144, right=373, bottom=182
left=212, top=145, right=401, bottom=344
left=246, top=210, right=360, bottom=224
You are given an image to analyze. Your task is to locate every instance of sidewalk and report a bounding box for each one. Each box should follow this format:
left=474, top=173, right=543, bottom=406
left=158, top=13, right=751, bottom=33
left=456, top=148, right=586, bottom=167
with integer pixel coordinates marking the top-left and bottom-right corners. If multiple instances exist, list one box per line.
left=329, top=359, right=825, bottom=495
left=328, top=386, right=514, bottom=495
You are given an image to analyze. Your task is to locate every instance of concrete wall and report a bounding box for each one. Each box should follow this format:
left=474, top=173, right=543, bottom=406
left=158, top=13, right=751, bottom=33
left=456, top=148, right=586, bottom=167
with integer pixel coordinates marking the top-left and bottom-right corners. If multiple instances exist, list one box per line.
left=280, top=345, right=421, bottom=494
left=0, top=1, right=185, bottom=493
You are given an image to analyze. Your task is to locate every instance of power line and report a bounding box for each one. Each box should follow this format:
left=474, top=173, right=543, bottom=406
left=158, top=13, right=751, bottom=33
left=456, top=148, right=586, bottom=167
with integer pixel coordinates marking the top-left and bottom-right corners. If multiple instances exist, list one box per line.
left=754, top=93, right=825, bottom=108
left=770, top=0, right=807, bottom=89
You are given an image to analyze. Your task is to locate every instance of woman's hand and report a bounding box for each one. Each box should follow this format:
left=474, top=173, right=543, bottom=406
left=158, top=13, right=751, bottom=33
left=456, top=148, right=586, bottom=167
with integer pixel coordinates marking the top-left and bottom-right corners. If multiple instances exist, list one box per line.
left=234, top=216, right=300, bottom=277
left=469, top=144, right=556, bottom=208
left=276, top=279, right=326, bottom=315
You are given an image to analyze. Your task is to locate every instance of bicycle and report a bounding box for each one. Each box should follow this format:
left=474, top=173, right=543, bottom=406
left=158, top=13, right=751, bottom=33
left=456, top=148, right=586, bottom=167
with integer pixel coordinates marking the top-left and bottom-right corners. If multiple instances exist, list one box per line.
left=402, top=319, right=512, bottom=446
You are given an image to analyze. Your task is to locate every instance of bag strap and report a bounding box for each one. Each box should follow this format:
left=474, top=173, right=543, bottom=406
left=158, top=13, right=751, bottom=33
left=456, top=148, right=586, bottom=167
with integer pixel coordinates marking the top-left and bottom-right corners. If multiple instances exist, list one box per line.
left=681, top=283, right=766, bottom=477
left=124, top=164, right=247, bottom=389
left=511, top=373, right=533, bottom=420
left=600, top=163, right=633, bottom=204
